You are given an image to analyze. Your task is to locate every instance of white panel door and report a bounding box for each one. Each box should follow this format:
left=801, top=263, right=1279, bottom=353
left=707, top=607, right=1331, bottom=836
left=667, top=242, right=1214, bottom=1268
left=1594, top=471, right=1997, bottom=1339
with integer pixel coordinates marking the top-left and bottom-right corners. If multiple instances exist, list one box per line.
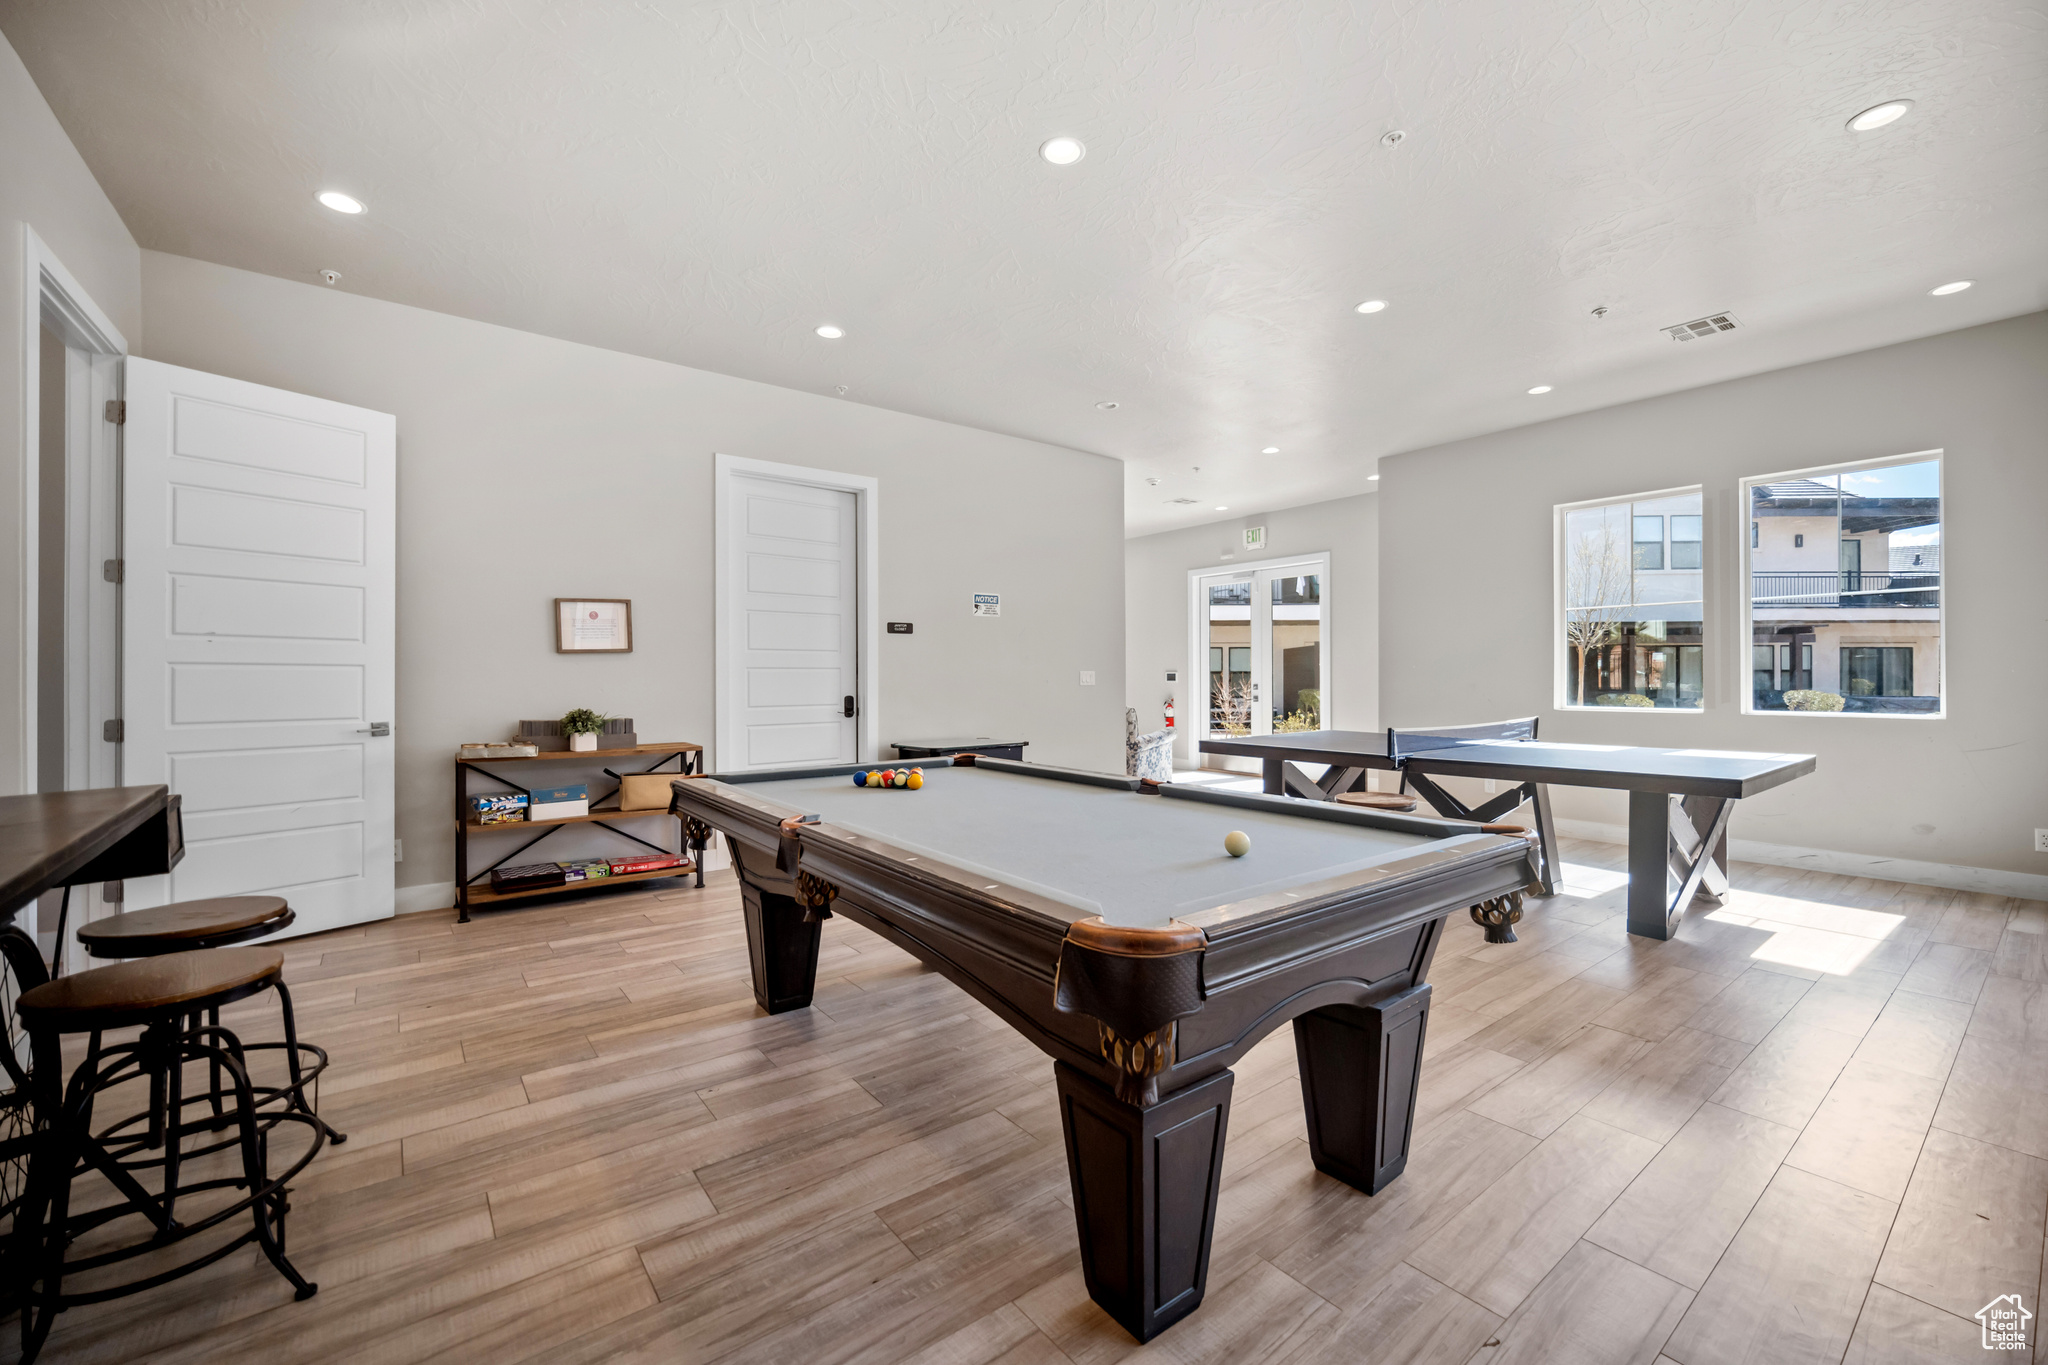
left=124, top=358, right=396, bottom=934
left=725, top=474, right=857, bottom=769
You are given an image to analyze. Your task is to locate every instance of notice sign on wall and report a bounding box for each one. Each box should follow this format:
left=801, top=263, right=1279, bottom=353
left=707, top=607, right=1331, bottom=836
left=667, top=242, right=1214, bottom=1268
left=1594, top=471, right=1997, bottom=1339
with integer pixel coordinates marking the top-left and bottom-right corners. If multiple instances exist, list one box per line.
left=972, top=593, right=1001, bottom=617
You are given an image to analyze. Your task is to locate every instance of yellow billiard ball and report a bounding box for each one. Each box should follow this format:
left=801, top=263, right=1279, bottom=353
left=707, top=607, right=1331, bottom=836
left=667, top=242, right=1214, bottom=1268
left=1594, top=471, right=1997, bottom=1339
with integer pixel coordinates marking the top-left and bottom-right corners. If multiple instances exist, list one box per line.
left=1223, top=830, right=1251, bottom=857
left=906, top=771, right=923, bottom=790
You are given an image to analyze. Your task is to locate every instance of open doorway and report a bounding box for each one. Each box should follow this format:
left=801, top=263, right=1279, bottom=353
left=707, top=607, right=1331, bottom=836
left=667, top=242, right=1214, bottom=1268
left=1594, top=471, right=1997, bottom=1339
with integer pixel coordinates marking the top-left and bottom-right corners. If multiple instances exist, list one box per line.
left=24, top=230, right=127, bottom=971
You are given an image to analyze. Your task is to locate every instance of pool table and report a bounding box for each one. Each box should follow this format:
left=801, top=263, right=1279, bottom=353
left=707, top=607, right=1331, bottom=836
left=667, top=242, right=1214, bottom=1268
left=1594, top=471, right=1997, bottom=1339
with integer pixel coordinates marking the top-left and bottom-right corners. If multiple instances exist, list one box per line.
left=668, top=756, right=1540, bottom=1341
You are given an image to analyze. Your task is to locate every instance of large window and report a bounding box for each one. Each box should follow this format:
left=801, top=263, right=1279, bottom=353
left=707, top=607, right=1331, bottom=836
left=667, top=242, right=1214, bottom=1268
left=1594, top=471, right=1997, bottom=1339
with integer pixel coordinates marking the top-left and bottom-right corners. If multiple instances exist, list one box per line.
left=1559, top=489, right=1704, bottom=709
left=1743, top=453, right=1941, bottom=715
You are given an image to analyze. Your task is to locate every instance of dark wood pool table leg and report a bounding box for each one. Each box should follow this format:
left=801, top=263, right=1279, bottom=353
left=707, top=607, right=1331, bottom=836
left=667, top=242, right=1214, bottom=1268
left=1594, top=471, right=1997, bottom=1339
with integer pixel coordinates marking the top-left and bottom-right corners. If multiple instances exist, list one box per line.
left=739, top=880, right=821, bottom=1013
left=1054, top=1063, right=1233, bottom=1343
left=1291, top=983, right=1430, bottom=1193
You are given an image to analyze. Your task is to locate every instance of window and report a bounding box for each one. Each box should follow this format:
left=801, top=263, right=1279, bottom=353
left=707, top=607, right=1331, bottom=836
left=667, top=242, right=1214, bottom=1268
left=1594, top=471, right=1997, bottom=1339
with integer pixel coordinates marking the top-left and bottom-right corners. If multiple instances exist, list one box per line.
left=1842, top=646, right=1912, bottom=697
left=1632, top=516, right=1665, bottom=569
left=1743, top=453, right=1941, bottom=715
left=1559, top=489, right=1704, bottom=709
left=1671, top=515, right=1702, bottom=570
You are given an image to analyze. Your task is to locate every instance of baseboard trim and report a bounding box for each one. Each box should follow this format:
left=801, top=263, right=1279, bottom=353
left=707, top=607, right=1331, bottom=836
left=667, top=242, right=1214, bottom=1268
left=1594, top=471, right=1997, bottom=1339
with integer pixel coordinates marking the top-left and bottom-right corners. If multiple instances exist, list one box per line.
left=1553, top=818, right=2048, bottom=902
left=396, top=881, right=456, bottom=916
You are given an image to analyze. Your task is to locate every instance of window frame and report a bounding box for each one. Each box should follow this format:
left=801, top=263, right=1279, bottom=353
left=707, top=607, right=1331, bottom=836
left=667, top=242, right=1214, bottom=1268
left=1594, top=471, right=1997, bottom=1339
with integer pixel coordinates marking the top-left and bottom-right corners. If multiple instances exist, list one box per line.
left=1738, top=448, right=1945, bottom=720
left=1553, top=483, right=1707, bottom=714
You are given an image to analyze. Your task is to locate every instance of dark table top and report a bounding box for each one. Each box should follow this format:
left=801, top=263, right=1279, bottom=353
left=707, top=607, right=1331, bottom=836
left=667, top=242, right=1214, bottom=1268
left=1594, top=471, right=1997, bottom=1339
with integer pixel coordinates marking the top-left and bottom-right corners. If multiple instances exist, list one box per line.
left=0, top=786, right=171, bottom=920
left=715, top=763, right=1510, bottom=930
left=1199, top=731, right=1816, bottom=799
left=889, top=738, right=1029, bottom=752
left=1200, top=730, right=1395, bottom=766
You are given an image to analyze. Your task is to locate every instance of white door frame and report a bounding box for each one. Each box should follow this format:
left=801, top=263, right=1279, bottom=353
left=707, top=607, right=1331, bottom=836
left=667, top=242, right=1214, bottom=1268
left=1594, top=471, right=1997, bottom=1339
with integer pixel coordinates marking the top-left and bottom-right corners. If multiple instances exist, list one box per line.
left=1187, top=551, right=1332, bottom=756
left=713, top=453, right=878, bottom=772
left=16, top=226, right=127, bottom=799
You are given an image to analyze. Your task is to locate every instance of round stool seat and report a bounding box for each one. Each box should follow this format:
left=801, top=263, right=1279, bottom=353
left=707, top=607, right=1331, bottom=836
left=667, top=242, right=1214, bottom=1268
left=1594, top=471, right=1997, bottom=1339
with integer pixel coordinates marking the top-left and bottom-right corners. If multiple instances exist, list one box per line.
left=1334, top=791, right=1420, bottom=813
left=77, top=895, right=292, bottom=958
left=18, top=946, right=285, bottom=1033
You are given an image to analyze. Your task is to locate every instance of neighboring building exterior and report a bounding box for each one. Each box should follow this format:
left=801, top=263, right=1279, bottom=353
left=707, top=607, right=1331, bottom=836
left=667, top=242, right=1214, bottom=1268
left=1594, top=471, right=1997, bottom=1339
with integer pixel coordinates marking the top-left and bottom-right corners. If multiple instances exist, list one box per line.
left=1748, top=475, right=1940, bottom=710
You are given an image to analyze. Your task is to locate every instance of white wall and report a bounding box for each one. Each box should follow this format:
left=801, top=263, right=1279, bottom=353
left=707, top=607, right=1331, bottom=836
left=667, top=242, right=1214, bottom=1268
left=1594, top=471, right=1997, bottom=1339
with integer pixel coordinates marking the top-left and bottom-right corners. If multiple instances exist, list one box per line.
left=141, top=251, right=1126, bottom=910
left=0, top=30, right=140, bottom=793
left=1125, top=493, right=1378, bottom=768
left=1379, top=312, right=2048, bottom=890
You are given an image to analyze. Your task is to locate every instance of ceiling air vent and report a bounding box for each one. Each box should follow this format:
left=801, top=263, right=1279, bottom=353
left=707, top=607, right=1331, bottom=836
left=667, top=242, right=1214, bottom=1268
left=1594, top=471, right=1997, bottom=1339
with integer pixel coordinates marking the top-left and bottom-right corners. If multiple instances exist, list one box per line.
left=1664, top=313, right=1740, bottom=342
left=1167, top=497, right=1200, bottom=505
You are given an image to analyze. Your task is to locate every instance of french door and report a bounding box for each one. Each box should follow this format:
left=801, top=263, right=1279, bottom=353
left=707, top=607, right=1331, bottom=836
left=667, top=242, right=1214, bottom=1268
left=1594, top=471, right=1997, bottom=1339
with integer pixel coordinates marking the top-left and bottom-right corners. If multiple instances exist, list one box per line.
left=1192, top=554, right=1330, bottom=741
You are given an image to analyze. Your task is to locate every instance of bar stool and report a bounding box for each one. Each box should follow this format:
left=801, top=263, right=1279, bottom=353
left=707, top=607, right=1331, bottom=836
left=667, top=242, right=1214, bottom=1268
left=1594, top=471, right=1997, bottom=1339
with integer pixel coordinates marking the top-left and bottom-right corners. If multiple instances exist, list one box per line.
left=76, top=895, right=294, bottom=960
left=12, top=949, right=329, bottom=1363
left=1333, top=791, right=1420, bottom=813
left=71, top=896, right=339, bottom=1150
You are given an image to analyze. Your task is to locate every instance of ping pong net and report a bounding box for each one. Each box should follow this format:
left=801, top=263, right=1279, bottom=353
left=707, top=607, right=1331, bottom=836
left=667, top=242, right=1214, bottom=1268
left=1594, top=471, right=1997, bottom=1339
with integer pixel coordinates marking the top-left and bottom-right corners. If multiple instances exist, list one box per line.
left=1386, top=717, right=1538, bottom=765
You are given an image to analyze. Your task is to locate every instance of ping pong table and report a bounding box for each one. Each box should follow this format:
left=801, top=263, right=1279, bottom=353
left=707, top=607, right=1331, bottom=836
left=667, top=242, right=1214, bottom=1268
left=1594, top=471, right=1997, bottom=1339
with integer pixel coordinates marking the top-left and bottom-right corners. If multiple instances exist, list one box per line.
left=1200, top=720, right=1816, bottom=940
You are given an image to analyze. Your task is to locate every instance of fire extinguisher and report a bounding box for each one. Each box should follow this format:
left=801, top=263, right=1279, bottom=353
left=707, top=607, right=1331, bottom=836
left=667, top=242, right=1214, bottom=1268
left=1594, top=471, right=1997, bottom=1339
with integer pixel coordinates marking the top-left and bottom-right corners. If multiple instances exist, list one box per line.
left=1164, top=696, right=1175, bottom=731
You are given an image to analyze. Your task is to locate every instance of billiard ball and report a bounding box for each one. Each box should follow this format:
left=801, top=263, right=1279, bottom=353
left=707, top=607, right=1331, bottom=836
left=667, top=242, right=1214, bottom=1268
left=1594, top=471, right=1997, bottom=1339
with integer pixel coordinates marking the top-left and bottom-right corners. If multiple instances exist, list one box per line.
left=906, top=771, right=923, bottom=790
left=1223, top=830, right=1251, bottom=857
left=853, top=771, right=867, bottom=787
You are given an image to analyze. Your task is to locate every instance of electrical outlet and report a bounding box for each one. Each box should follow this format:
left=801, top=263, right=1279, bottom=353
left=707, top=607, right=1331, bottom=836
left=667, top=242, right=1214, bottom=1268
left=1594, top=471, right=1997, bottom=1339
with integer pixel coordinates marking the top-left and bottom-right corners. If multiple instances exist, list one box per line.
left=395, top=839, right=404, bottom=862
left=1079, top=671, right=1096, bottom=686
left=2036, top=829, right=2048, bottom=854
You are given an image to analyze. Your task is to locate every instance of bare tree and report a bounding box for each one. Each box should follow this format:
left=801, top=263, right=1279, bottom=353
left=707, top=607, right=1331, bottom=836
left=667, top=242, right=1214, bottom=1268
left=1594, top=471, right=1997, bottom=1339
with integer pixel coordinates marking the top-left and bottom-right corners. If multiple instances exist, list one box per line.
left=1564, top=516, right=1634, bottom=703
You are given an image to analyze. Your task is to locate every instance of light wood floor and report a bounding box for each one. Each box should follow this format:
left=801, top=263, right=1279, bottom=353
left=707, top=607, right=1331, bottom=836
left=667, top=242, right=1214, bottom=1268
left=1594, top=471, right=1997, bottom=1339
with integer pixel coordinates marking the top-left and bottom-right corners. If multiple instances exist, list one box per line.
left=10, top=840, right=2046, bottom=1365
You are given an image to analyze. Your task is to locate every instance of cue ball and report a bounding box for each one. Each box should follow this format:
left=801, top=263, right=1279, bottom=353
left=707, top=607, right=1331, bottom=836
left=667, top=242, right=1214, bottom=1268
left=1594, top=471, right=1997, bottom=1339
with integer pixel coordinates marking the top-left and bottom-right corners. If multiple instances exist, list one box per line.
left=1223, top=830, right=1251, bottom=857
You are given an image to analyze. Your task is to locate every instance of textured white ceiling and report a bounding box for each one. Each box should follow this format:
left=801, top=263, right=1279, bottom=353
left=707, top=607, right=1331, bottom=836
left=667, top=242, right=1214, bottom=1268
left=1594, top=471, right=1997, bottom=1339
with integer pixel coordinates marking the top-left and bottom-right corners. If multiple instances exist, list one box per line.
left=5, top=1, right=2043, bottom=534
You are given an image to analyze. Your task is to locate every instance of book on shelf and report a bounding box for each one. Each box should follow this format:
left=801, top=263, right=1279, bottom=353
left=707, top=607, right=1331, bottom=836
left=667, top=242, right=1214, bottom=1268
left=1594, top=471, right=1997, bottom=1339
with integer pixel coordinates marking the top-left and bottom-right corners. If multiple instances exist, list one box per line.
left=490, top=862, right=565, bottom=892
left=469, top=793, right=529, bottom=824
left=610, top=853, right=687, bottom=875
left=529, top=784, right=590, bottom=820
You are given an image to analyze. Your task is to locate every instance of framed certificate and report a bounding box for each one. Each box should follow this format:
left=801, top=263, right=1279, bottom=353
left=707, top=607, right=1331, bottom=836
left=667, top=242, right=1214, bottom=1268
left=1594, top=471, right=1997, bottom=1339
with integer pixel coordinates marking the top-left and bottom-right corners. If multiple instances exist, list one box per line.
left=555, top=598, right=632, bottom=653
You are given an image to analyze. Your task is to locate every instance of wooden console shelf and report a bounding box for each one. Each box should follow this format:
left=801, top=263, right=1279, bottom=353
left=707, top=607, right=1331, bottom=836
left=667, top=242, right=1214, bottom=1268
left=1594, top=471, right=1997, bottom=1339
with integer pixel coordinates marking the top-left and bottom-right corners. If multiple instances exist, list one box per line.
left=453, top=741, right=707, bottom=922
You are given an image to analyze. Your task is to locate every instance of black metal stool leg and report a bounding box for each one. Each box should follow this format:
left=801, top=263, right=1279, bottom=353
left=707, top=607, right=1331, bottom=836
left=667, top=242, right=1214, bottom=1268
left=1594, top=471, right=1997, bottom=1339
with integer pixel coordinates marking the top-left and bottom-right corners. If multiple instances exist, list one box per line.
left=206, top=1004, right=227, bottom=1130
left=158, top=1022, right=185, bottom=1227
left=217, top=1037, right=316, bottom=1300
left=274, top=982, right=345, bottom=1145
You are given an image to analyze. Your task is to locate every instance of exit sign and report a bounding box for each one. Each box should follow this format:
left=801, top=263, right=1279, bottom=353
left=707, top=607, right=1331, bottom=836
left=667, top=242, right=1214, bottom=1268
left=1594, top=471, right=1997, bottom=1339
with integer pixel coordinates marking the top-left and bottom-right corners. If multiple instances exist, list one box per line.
left=1244, top=526, right=1266, bottom=551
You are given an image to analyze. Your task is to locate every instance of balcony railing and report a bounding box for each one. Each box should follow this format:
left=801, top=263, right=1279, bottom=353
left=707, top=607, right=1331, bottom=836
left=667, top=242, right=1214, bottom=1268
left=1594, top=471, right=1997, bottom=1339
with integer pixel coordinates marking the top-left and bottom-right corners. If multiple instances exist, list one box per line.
left=1751, top=571, right=1939, bottom=609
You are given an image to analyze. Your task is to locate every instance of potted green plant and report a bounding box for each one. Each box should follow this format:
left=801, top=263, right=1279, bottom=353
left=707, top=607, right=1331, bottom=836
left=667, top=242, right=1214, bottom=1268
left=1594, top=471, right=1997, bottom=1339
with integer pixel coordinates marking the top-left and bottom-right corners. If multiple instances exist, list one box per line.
left=560, top=708, right=608, bottom=752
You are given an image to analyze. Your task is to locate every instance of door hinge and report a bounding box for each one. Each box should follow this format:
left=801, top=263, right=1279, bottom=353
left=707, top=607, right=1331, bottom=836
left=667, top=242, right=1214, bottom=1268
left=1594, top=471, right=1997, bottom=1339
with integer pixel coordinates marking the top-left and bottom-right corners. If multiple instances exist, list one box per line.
left=104, top=399, right=126, bottom=426
left=102, top=718, right=124, bottom=743
left=102, top=558, right=124, bottom=584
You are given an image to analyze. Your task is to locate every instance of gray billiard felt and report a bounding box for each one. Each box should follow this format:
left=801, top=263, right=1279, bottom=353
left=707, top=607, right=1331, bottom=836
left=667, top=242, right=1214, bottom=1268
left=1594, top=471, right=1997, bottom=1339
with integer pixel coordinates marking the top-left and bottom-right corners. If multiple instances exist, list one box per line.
left=741, top=766, right=1485, bottom=926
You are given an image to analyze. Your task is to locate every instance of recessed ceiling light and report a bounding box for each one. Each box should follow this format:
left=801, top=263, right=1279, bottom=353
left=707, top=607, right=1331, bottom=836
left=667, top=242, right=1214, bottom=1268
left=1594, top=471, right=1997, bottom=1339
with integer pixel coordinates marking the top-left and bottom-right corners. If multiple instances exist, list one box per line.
left=1215, top=506, right=1228, bottom=511
left=1096, top=400, right=1119, bottom=410
left=1040, top=137, right=1085, bottom=166
left=1262, top=447, right=1280, bottom=455
left=1928, top=280, right=1974, bottom=296
left=1355, top=299, right=1388, bottom=314
left=814, top=324, right=844, bottom=339
left=316, top=191, right=365, bottom=214
left=1527, top=385, right=1553, bottom=395
left=1847, top=100, right=1913, bottom=132
left=1368, top=474, right=1380, bottom=481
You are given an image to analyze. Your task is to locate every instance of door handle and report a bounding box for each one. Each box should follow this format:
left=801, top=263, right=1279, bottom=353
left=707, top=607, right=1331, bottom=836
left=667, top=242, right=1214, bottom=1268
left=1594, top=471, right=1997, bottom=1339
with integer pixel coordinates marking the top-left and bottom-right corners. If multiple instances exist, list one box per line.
left=842, top=696, right=856, bottom=718
left=358, top=722, right=392, bottom=737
